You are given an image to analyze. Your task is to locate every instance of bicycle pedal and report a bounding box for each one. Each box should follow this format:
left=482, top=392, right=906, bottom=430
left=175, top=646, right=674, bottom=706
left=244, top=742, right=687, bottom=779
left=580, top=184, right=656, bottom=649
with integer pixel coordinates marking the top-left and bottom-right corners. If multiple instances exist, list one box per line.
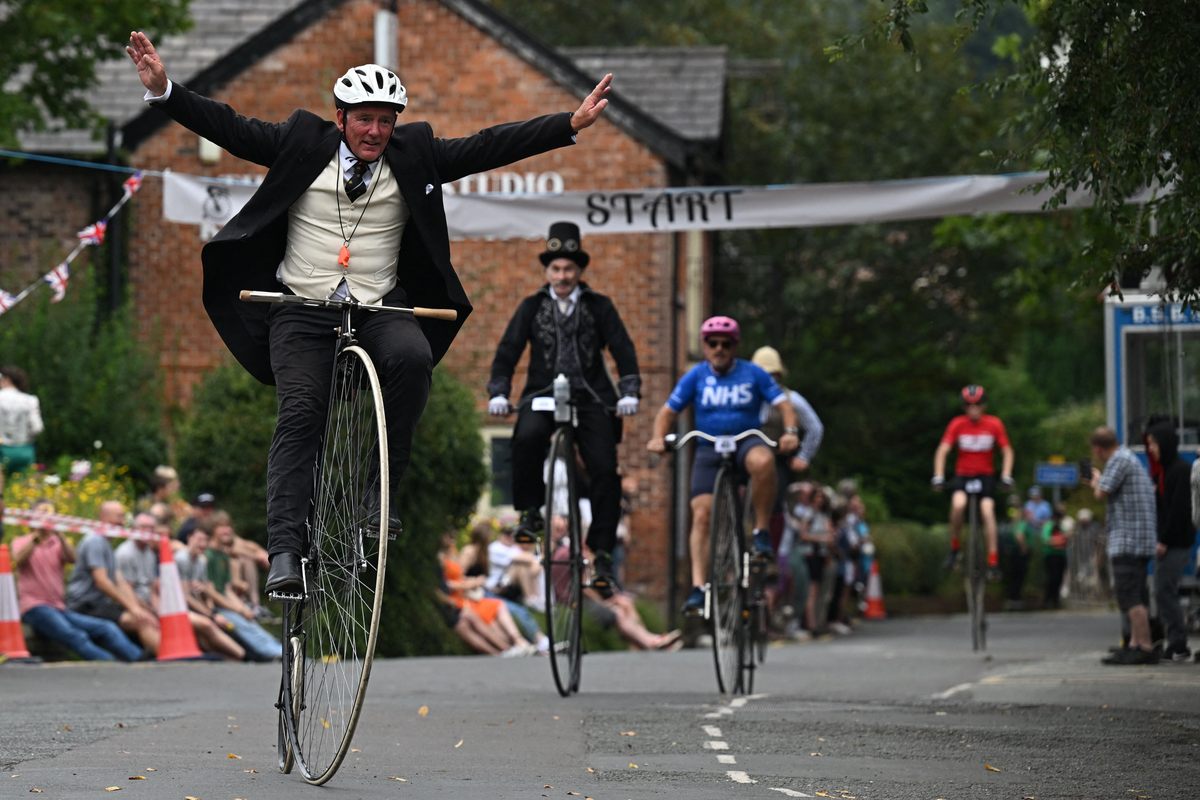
left=268, top=590, right=305, bottom=602
left=364, top=530, right=398, bottom=541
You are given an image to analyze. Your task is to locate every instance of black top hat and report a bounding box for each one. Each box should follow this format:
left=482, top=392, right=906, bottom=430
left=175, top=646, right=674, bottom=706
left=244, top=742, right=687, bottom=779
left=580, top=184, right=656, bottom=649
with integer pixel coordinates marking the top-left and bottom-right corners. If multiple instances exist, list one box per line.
left=538, top=221, right=589, bottom=269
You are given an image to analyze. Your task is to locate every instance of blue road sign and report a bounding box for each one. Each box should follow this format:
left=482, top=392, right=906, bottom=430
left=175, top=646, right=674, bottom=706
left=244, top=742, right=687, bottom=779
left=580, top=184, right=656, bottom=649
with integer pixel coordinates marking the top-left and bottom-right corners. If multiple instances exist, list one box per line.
left=1035, top=462, right=1079, bottom=487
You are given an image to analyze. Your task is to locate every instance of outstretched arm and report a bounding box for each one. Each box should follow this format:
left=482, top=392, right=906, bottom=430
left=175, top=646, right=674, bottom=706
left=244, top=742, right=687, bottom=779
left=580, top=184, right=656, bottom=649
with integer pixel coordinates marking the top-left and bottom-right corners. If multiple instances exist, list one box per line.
left=126, top=31, right=169, bottom=96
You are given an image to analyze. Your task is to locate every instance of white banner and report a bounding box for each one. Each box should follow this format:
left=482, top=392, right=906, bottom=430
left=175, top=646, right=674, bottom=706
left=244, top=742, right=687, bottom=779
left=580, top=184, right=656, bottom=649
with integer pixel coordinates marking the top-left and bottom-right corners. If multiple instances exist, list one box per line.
left=162, top=171, right=261, bottom=241
left=162, top=170, right=1154, bottom=241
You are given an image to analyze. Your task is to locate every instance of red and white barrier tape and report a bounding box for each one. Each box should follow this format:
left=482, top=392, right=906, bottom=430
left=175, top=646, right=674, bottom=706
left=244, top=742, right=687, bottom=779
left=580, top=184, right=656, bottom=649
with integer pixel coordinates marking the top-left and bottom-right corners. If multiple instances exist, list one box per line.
left=2, top=507, right=157, bottom=542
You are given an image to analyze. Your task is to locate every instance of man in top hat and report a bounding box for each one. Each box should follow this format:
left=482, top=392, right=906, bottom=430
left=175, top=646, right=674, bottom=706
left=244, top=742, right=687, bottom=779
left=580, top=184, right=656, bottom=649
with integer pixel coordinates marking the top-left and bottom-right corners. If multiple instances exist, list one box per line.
left=487, top=222, right=640, bottom=596
left=126, top=32, right=613, bottom=595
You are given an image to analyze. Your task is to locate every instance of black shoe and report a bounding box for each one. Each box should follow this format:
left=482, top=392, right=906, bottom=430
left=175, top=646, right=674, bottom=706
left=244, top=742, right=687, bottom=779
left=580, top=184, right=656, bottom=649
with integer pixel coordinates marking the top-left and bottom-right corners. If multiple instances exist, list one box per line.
left=682, top=585, right=705, bottom=616
left=590, top=551, right=621, bottom=599
left=1101, top=647, right=1159, bottom=665
left=752, top=529, right=774, bottom=560
left=1164, top=643, right=1192, bottom=662
left=265, top=553, right=303, bottom=595
left=365, top=511, right=403, bottom=540
left=514, top=508, right=544, bottom=544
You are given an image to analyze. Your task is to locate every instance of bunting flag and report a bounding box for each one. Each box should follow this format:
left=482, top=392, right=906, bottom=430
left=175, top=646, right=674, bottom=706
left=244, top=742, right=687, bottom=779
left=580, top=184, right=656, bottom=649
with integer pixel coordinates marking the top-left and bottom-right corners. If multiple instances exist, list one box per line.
left=76, top=219, right=107, bottom=246
left=122, top=171, right=144, bottom=197
left=0, top=290, right=15, bottom=315
left=42, top=263, right=70, bottom=303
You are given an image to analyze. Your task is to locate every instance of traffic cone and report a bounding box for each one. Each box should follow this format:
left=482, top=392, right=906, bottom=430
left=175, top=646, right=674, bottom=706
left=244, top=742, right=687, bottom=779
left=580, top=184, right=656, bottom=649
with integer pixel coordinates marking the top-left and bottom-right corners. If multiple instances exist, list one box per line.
left=156, top=535, right=203, bottom=661
left=863, top=558, right=887, bottom=621
left=0, top=544, right=32, bottom=659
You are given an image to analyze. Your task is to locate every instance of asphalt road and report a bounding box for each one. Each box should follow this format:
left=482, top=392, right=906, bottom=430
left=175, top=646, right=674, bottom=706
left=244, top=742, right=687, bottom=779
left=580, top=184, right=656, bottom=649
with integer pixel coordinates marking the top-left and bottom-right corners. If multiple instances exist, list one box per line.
left=4, top=609, right=1198, bottom=799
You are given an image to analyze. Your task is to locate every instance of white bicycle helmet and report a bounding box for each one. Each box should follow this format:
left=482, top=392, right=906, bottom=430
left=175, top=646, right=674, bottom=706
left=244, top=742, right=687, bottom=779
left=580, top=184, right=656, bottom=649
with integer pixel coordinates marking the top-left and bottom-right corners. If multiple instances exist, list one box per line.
left=333, top=64, right=407, bottom=112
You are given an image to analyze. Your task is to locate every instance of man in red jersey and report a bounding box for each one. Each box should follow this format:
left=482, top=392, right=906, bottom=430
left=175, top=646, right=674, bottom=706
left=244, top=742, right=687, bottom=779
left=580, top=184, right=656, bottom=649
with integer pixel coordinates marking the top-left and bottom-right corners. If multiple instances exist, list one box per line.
left=931, top=385, right=1015, bottom=575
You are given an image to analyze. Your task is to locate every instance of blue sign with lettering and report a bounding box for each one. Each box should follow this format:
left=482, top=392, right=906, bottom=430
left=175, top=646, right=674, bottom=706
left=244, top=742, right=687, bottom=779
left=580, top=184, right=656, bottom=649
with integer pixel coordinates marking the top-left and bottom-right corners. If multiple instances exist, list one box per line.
left=1034, top=463, right=1079, bottom=487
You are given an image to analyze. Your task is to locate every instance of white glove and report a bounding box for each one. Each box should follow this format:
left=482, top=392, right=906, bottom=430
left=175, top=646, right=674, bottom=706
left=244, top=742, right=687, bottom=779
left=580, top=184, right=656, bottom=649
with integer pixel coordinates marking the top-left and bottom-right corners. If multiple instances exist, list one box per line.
left=616, top=396, right=639, bottom=416
left=487, top=396, right=511, bottom=416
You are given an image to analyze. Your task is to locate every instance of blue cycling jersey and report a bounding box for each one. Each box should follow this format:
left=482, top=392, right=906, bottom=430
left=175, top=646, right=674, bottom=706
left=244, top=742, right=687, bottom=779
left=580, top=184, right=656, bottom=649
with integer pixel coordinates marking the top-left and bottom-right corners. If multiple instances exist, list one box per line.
left=667, top=359, right=783, bottom=436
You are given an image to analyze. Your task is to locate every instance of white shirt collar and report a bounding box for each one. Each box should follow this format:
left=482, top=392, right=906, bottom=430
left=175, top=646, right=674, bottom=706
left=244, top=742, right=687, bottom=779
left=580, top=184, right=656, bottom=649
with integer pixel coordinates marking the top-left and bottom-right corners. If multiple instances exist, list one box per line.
left=339, top=142, right=376, bottom=184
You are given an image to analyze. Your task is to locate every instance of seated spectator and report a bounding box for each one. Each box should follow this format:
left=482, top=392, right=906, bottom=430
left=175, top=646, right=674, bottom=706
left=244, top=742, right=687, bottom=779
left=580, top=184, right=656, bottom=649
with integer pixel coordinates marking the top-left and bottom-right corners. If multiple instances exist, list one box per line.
left=485, top=520, right=544, bottom=610
left=183, top=521, right=280, bottom=661
left=65, top=500, right=160, bottom=655
left=173, top=527, right=247, bottom=661
left=136, top=465, right=190, bottom=530
left=175, top=492, right=217, bottom=543
left=439, top=532, right=536, bottom=656
left=115, top=513, right=161, bottom=608
left=461, top=520, right=545, bottom=647
left=436, top=579, right=523, bottom=656
left=13, top=499, right=143, bottom=661
left=549, top=518, right=681, bottom=651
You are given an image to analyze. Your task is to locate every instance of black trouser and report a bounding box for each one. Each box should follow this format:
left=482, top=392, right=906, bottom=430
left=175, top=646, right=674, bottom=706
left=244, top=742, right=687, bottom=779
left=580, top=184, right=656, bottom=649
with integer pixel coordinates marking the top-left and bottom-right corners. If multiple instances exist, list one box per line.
left=265, top=303, right=432, bottom=557
left=511, top=399, right=620, bottom=556
left=1043, top=553, right=1067, bottom=608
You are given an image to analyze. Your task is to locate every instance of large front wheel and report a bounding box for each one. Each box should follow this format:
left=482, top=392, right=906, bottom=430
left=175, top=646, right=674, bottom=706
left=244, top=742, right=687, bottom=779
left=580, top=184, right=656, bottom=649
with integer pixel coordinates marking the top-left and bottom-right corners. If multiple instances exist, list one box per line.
left=708, top=466, right=745, bottom=694
left=544, top=427, right=583, bottom=696
left=281, top=344, right=389, bottom=785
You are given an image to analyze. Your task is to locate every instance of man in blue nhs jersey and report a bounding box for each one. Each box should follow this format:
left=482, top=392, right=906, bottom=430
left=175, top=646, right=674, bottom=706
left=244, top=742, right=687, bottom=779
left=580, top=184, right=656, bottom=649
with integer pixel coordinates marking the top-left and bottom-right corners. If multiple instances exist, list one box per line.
left=647, top=316, right=800, bottom=614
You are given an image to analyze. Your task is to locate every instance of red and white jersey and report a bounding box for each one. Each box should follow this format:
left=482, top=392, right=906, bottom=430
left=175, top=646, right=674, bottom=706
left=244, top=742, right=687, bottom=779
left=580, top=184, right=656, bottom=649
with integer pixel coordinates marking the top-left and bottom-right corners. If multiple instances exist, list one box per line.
left=941, top=414, right=1010, bottom=476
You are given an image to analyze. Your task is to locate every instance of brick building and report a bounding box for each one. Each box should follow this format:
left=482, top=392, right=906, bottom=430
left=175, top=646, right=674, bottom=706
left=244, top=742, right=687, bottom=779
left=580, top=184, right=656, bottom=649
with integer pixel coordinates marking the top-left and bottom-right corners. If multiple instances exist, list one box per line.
left=2, top=0, right=727, bottom=605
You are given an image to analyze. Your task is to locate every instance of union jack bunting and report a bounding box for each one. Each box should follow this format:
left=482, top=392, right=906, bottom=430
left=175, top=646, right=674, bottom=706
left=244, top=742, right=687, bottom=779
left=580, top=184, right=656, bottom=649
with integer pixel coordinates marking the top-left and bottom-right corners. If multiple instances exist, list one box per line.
left=77, top=219, right=107, bottom=246
left=122, top=171, right=144, bottom=196
left=43, top=263, right=70, bottom=303
left=0, top=289, right=15, bottom=315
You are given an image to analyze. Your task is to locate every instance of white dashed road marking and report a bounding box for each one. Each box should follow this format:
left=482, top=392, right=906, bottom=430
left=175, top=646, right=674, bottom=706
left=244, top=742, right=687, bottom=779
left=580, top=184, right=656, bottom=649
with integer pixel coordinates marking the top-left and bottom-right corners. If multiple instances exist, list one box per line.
left=702, top=725, right=723, bottom=737
left=703, top=740, right=729, bottom=750
left=728, top=770, right=756, bottom=784
left=717, top=754, right=737, bottom=764
left=769, top=788, right=814, bottom=798
left=931, top=681, right=973, bottom=700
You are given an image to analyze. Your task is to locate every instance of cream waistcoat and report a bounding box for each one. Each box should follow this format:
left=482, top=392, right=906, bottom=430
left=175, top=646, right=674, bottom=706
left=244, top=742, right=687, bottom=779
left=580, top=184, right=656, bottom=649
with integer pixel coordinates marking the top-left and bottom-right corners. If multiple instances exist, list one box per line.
left=279, top=153, right=409, bottom=304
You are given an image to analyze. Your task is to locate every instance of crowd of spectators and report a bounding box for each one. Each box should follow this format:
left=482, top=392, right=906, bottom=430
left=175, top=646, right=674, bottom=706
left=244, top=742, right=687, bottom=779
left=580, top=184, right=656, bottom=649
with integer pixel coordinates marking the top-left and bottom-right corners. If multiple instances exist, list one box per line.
left=10, top=468, right=280, bottom=663
left=771, top=479, right=873, bottom=641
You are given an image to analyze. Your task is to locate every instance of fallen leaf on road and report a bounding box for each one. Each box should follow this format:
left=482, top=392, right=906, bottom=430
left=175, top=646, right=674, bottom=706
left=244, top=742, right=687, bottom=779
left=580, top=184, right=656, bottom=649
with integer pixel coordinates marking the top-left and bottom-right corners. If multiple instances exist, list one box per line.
left=350, top=748, right=361, bottom=753
left=321, top=718, right=331, bottom=729
left=628, top=763, right=638, bottom=769
left=810, top=752, right=822, bottom=757
left=553, top=715, right=560, bottom=720
left=586, top=768, right=596, bottom=774
left=544, top=785, right=553, bottom=790
left=984, top=764, right=1001, bottom=773
left=454, top=739, right=464, bottom=748
left=29, top=790, right=43, bottom=794
left=619, top=731, right=637, bottom=737
left=418, top=705, right=429, bottom=717
left=127, top=776, right=146, bottom=781
left=185, top=796, right=200, bottom=799
left=387, top=776, right=407, bottom=782
left=144, top=768, right=156, bottom=772
left=242, top=769, right=258, bottom=774
left=104, top=788, right=121, bottom=793
left=568, top=792, right=581, bottom=796
left=116, top=723, right=125, bottom=728
left=817, top=737, right=826, bottom=742
left=227, top=753, right=242, bottom=760
left=816, top=793, right=833, bottom=798
left=62, top=725, right=73, bottom=732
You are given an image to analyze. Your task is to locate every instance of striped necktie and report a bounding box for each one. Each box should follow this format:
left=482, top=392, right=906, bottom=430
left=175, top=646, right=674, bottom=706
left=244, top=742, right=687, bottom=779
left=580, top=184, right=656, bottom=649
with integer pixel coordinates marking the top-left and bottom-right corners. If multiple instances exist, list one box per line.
left=345, top=159, right=369, bottom=202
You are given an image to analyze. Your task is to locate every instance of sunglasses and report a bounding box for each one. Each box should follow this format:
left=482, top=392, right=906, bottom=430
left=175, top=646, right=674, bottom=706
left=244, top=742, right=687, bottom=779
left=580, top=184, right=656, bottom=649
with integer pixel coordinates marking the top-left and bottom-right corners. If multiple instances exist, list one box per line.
left=704, top=338, right=734, bottom=350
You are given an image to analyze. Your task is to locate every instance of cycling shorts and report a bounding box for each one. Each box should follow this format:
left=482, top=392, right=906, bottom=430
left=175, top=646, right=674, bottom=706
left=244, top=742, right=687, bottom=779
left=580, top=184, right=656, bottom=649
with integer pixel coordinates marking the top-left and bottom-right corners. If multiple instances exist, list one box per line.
left=690, top=439, right=770, bottom=498
left=949, top=474, right=997, bottom=499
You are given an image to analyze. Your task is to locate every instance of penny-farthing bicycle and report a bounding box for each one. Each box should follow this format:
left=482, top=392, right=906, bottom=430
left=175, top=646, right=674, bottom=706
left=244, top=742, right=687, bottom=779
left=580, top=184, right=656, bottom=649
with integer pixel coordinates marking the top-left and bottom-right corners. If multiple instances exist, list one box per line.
left=667, top=428, right=776, bottom=694
left=241, top=290, right=455, bottom=785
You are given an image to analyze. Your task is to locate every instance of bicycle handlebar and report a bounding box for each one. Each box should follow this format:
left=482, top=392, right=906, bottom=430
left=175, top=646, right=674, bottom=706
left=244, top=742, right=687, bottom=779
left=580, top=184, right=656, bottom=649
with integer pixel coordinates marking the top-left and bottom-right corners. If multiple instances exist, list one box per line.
left=664, top=428, right=777, bottom=450
left=239, top=290, right=458, bottom=321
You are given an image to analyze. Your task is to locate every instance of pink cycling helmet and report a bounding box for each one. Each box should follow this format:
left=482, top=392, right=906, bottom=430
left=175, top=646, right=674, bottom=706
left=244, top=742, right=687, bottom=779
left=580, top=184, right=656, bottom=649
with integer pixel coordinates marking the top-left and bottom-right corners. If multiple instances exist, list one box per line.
left=961, top=384, right=986, bottom=405
left=700, top=315, right=740, bottom=342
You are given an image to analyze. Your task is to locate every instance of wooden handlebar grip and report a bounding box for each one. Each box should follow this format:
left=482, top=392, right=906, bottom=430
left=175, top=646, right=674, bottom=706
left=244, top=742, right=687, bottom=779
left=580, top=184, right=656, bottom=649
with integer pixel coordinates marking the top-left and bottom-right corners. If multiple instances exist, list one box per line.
left=239, top=290, right=254, bottom=301
left=412, top=307, right=458, bottom=321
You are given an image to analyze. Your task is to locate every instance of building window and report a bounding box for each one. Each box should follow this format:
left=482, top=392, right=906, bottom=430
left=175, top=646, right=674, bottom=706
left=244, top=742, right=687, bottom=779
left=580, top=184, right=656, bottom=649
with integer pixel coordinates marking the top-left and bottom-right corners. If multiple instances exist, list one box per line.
left=1123, top=328, right=1200, bottom=446
left=480, top=426, right=513, bottom=514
